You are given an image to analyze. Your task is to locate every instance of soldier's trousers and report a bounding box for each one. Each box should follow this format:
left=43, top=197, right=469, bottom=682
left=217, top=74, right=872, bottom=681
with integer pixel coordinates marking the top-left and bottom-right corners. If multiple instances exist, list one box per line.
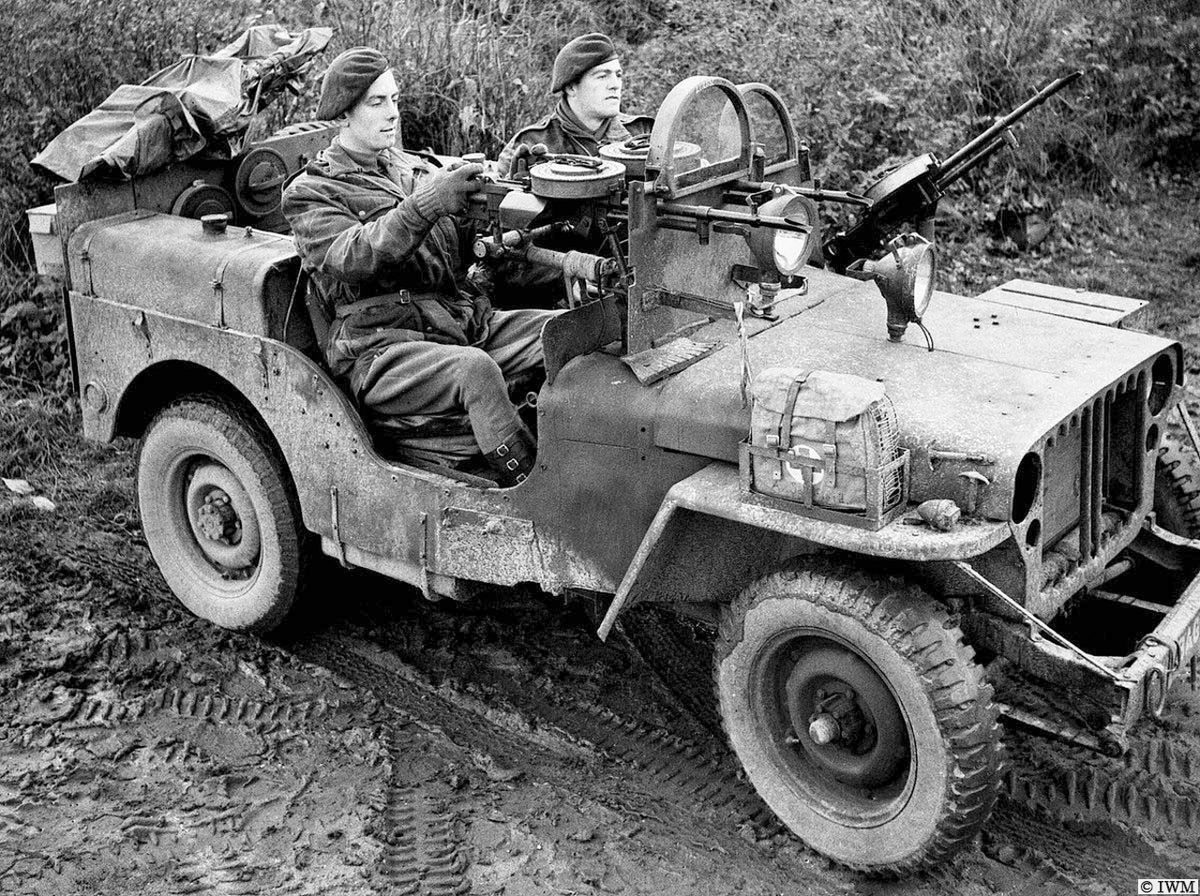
left=353, top=308, right=561, bottom=453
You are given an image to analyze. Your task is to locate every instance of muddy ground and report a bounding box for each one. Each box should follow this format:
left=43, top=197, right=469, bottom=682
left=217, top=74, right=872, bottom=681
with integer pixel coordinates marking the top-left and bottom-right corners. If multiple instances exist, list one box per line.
left=2, top=178, right=1200, bottom=895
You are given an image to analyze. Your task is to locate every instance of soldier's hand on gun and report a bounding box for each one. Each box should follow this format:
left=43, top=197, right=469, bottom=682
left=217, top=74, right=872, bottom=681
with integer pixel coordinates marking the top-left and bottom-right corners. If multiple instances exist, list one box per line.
left=512, top=142, right=550, bottom=174
left=425, top=162, right=484, bottom=217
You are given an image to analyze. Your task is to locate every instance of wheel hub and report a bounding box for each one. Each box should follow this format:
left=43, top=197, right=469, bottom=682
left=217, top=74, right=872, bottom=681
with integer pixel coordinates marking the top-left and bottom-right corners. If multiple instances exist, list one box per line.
left=782, top=644, right=908, bottom=789
left=196, top=489, right=242, bottom=544
left=808, top=713, right=840, bottom=745
left=810, top=689, right=866, bottom=744
left=184, top=462, right=261, bottom=572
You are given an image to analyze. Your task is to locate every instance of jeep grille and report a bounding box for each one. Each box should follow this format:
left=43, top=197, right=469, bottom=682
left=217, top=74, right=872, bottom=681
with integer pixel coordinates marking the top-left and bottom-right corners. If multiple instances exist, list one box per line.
left=1044, top=371, right=1148, bottom=560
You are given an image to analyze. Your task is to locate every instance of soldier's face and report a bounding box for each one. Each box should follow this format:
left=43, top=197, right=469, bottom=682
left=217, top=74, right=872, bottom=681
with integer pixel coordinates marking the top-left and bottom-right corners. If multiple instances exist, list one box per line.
left=341, top=70, right=401, bottom=154
left=566, top=58, right=623, bottom=125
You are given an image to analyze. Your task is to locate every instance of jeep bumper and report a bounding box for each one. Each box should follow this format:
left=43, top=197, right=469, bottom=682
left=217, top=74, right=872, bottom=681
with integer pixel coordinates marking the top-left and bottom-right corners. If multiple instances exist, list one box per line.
left=1111, top=526, right=1200, bottom=739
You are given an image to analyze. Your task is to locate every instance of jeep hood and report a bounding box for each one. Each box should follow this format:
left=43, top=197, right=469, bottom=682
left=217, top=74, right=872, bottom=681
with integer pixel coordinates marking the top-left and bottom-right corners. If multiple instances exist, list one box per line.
left=653, top=268, right=1180, bottom=520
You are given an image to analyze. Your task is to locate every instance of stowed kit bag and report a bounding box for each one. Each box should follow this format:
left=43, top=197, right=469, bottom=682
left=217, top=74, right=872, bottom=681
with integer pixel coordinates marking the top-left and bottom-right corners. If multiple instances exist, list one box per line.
left=743, top=367, right=908, bottom=523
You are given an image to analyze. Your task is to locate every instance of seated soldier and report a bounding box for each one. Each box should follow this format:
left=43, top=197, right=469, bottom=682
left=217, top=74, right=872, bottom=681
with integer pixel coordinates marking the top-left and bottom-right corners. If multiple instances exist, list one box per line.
left=282, top=47, right=560, bottom=486
left=496, top=32, right=653, bottom=177
left=490, top=33, right=652, bottom=308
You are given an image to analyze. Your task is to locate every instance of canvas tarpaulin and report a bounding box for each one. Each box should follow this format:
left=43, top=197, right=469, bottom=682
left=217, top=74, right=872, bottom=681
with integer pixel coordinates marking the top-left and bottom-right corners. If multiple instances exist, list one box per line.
left=32, top=25, right=332, bottom=182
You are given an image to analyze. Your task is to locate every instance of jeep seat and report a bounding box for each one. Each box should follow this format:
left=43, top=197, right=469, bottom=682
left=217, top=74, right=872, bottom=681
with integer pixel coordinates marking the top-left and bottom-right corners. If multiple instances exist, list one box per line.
left=296, top=274, right=482, bottom=468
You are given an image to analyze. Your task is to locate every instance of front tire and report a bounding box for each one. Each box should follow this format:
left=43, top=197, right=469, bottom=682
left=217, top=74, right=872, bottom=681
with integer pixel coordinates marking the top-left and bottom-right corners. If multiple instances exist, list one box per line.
left=137, top=396, right=307, bottom=632
left=715, top=559, right=1003, bottom=875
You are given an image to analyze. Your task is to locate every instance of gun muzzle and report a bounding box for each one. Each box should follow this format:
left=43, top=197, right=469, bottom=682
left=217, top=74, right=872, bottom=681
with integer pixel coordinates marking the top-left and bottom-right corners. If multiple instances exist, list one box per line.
left=939, top=71, right=1082, bottom=176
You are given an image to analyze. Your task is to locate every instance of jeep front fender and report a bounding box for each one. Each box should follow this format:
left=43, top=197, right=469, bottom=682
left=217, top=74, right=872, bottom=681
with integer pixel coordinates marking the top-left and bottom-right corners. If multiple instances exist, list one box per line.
left=598, top=462, right=1011, bottom=639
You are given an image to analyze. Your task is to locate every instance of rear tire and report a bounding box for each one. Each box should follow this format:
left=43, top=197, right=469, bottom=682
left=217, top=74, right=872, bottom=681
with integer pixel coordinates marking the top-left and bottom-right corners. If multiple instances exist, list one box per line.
left=137, top=396, right=307, bottom=632
left=715, top=559, right=1003, bottom=875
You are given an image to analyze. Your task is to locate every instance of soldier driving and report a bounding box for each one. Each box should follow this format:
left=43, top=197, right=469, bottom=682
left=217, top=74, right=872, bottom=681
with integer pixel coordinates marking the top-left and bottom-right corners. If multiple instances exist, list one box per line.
left=282, top=47, right=559, bottom=485
left=496, top=32, right=653, bottom=176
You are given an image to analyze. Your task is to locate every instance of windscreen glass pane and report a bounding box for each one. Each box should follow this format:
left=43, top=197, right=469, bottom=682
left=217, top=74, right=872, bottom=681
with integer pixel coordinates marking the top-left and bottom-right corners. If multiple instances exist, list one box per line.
left=676, top=85, right=744, bottom=180
left=743, top=89, right=793, bottom=167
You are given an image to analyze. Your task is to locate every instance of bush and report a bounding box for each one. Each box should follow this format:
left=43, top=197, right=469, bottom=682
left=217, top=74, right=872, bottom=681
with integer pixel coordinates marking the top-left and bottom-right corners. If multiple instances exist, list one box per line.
left=0, top=271, right=69, bottom=393
left=1081, top=0, right=1200, bottom=173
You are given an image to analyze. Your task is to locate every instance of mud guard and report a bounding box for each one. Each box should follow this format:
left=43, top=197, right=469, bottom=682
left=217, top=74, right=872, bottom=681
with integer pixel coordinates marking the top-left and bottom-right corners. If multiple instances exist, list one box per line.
left=598, top=462, right=1011, bottom=640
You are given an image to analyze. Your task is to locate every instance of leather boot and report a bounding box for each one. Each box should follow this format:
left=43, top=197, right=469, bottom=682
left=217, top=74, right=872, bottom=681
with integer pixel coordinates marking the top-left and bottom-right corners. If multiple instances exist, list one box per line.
left=484, top=426, right=536, bottom=487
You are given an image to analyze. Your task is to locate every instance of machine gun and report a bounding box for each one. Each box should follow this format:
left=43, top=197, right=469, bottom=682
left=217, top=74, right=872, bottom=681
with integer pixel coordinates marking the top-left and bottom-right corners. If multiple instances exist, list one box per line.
left=822, top=71, right=1082, bottom=273
left=462, top=151, right=818, bottom=311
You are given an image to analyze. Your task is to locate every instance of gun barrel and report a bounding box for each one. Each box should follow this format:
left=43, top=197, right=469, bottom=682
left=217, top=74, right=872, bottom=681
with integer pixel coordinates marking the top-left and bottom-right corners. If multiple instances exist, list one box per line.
left=939, top=71, right=1082, bottom=174
left=524, top=246, right=615, bottom=283
left=937, top=131, right=1013, bottom=191
left=656, top=201, right=811, bottom=233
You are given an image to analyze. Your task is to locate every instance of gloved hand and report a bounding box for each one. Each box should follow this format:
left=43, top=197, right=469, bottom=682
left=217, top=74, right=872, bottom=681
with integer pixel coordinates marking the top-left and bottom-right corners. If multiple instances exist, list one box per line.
left=511, top=142, right=550, bottom=174
left=413, top=161, right=484, bottom=219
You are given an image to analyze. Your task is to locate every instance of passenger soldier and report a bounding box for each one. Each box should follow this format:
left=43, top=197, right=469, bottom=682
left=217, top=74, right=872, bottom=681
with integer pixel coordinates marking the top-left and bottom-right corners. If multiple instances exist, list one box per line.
left=496, top=32, right=653, bottom=176
left=282, top=47, right=558, bottom=485
left=489, top=33, right=652, bottom=307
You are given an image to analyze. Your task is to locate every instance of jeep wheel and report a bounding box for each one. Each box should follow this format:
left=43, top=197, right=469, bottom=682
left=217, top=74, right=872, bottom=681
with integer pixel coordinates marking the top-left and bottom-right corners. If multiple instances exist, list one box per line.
left=137, top=396, right=307, bottom=632
left=1154, top=443, right=1200, bottom=538
left=715, top=559, right=1003, bottom=875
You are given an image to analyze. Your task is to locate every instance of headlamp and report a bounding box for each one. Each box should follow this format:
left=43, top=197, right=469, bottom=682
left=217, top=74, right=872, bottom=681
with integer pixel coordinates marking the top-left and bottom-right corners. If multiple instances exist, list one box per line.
left=748, top=193, right=818, bottom=277
left=857, top=233, right=936, bottom=342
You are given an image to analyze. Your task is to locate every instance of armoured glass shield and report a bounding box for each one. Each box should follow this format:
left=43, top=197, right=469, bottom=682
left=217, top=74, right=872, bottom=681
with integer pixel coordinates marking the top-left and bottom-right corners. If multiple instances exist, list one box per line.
left=736, top=83, right=800, bottom=175
left=647, top=76, right=751, bottom=198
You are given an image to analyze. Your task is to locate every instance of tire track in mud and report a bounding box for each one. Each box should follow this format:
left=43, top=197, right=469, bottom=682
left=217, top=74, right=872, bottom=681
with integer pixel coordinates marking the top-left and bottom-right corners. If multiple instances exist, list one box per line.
left=48, top=677, right=348, bottom=895
left=52, top=681, right=333, bottom=734
left=521, top=681, right=783, bottom=835
left=618, top=607, right=727, bottom=737
left=293, top=635, right=574, bottom=896
left=298, top=624, right=1137, bottom=896
left=291, top=628, right=859, bottom=896
left=377, top=726, right=471, bottom=896
left=410, top=651, right=1088, bottom=896
left=987, top=801, right=1186, bottom=887
left=3, top=616, right=377, bottom=896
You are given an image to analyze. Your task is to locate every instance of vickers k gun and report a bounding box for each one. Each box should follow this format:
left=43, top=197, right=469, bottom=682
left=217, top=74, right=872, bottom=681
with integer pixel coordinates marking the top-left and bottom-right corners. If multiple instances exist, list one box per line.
left=823, top=71, right=1083, bottom=273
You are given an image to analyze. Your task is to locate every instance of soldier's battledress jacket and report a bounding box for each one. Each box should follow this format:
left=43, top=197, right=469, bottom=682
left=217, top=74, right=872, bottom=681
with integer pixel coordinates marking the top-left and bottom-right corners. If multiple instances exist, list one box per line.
left=282, top=138, right=493, bottom=386
left=496, top=99, right=653, bottom=175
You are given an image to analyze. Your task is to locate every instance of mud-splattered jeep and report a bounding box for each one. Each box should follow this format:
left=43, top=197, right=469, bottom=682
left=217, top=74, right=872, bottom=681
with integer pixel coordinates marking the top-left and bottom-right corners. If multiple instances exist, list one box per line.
left=36, top=74, right=1200, bottom=875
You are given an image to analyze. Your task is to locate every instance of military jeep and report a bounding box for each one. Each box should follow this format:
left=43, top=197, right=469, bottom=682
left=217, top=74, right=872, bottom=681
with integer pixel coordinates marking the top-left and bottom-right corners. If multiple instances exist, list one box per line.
left=36, top=74, right=1200, bottom=875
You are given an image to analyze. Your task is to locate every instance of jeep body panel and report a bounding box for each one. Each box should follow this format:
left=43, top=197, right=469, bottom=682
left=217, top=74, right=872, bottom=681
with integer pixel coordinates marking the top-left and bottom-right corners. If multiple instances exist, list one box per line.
left=69, top=211, right=299, bottom=336
left=597, top=461, right=1013, bottom=638
left=651, top=266, right=1181, bottom=522
left=70, top=283, right=714, bottom=596
left=71, top=271, right=1027, bottom=605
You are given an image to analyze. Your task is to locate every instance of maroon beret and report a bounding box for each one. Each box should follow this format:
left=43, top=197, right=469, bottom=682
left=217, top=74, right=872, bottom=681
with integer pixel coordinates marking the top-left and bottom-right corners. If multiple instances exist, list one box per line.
left=316, top=47, right=391, bottom=120
left=551, top=33, right=617, bottom=93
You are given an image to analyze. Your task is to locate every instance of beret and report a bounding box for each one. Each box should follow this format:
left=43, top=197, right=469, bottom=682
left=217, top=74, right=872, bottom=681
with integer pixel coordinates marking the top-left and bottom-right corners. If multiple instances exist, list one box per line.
left=551, top=33, right=617, bottom=93
left=316, top=47, right=391, bottom=121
